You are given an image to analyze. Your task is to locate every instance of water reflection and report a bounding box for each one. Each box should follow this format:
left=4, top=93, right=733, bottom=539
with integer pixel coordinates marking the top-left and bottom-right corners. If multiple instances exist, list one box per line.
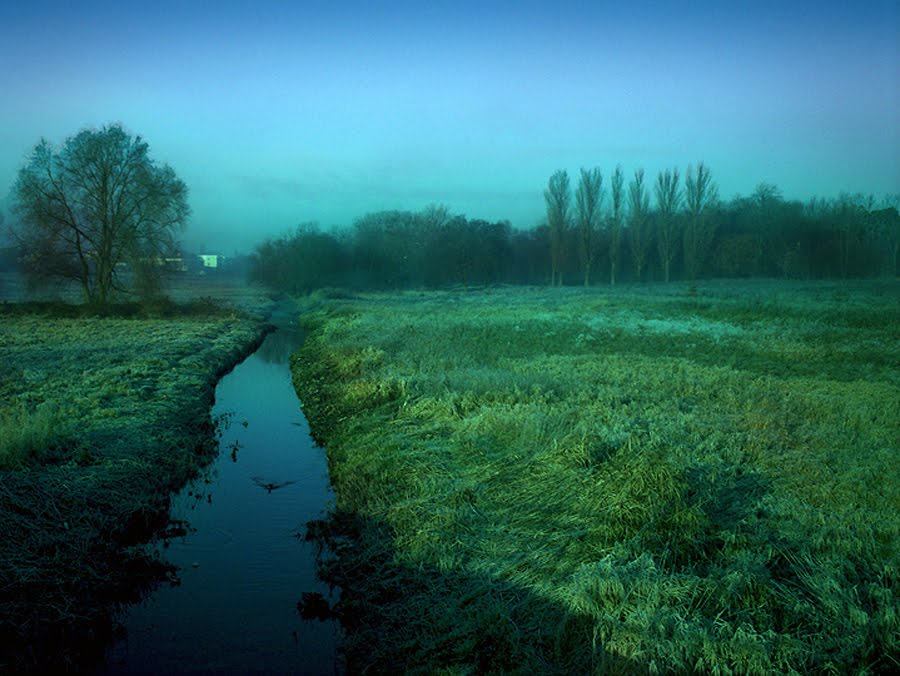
left=256, top=327, right=303, bottom=364
left=100, top=330, right=342, bottom=674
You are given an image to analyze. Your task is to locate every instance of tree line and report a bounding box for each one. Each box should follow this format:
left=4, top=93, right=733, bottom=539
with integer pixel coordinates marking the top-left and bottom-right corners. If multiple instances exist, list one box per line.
left=5, top=123, right=897, bottom=304
left=253, top=165, right=899, bottom=292
left=250, top=206, right=520, bottom=293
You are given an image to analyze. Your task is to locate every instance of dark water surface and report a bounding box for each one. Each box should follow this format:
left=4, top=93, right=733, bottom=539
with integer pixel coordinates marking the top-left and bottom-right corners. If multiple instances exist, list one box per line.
left=100, top=328, right=341, bottom=675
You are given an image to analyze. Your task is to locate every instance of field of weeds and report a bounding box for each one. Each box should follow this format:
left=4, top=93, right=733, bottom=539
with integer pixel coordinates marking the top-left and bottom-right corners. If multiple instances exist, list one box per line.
left=0, top=305, right=269, bottom=670
left=293, top=280, right=900, bottom=674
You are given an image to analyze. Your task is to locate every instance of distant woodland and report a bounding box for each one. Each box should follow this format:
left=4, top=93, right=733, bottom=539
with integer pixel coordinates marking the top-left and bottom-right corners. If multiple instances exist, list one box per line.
left=252, top=166, right=899, bottom=293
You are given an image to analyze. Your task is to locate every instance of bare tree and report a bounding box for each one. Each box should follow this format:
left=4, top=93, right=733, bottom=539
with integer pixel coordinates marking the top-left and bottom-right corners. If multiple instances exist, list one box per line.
left=683, top=162, right=719, bottom=281
left=608, top=165, right=624, bottom=285
left=750, top=183, right=782, bottom=272
left=574, top=167, right=603, bottom=286
left=877, top=193, right=900, bottom=276
left=655, top=167, right=681, bottom=282
left=353, top=210, right=425, bottom=288
left=420, top=203, right=452, bottom=231
left=11, top=124, right=188, bottom=304
left=751, top=182, right=781, bottom=209
left=544, top=170, right=570, bottom=286
left=627, top=169, right=651, bottom=281
left=831, top=192, right=873, bottom=279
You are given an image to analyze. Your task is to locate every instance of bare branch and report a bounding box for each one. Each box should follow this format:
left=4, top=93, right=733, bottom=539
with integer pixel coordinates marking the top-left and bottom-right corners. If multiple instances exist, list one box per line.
left=575, top=167, right=603, bottom=286
left=10, top=124, right=189, bottom=304
left=544, top=170, right=570, bottom=287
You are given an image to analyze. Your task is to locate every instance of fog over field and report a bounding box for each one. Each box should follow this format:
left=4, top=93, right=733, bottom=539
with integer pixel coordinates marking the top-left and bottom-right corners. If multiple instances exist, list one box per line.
left=1, top=0, right=898, bottom=253
left=1, top=4, right=898, bottom=671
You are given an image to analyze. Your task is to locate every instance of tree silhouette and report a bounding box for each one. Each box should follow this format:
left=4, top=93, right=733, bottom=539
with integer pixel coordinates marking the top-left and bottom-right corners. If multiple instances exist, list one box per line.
left=11, top=124, right=188, bottom=304
left=683, top=162, right=719, bottom=281
left=574, top=167, right=603, bottom=286
left=608, top=165, right=624, bottom=285
left=655, top=168, right=682, bottom=282
left=874, top=194, right=900, bottom=276
left=544, top=170, right=570, bottom=286
left=627, top=169, right=651, bottom=281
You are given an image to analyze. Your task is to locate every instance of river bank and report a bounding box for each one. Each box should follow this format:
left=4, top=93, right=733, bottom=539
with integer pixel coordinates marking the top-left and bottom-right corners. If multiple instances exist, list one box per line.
left=0, top=302, right=271, bottom=671
left=292, top=280, right=899, bottom=673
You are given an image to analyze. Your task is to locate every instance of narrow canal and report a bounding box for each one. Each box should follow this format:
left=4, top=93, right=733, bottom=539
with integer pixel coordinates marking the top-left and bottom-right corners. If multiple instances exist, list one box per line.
left=100, top=326, right=342, bottom=674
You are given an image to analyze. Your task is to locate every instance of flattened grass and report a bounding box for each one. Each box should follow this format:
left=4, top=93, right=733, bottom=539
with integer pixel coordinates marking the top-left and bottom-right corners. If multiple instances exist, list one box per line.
left=293, top=280, right=900, bottom=673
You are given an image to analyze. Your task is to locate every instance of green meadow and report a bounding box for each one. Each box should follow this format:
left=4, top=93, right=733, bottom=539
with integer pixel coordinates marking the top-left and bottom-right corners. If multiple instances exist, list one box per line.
left=0, top=301, right=269, bottom=669
left=293, top=280, right=900, bottom=674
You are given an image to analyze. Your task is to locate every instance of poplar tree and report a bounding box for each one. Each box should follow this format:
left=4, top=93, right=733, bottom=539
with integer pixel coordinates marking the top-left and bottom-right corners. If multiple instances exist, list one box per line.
left=655, top=167, right=682, bottom=282
left=683, top=162, right=719, bottom=281
left=609, top=165, right=624, bottom=285
left=627, top=169, right=651, bottom=281
left=544, top=170, right=570, bottom=286
left=574, top=167, right=603, bottom=286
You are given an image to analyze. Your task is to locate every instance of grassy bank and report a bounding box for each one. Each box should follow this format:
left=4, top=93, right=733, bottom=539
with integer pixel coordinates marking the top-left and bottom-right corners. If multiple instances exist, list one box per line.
left=0, top=301, right=270, bottom=671
left=292, top=280, right=899, bottom=674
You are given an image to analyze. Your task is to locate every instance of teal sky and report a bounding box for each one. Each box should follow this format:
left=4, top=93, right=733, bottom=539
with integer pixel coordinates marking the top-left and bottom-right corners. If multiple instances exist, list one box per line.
left=1, top=0, right=898, bottom=253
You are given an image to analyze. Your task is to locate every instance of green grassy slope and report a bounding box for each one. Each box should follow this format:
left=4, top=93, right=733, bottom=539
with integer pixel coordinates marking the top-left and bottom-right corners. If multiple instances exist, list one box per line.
left=293, top=281, right=899, bottom=674
left=0, top=308, right=269, bottom=670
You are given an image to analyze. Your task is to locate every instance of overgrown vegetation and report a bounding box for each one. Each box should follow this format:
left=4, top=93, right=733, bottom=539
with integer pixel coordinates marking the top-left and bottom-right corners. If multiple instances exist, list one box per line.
left=293, top=280, right=899, bottom=674
left=0, top=299, right=270, bottom=672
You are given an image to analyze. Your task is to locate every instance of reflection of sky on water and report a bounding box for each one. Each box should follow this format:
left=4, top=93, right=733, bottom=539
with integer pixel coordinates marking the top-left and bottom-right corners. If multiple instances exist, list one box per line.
left=102, top=330, right=340, bottom=674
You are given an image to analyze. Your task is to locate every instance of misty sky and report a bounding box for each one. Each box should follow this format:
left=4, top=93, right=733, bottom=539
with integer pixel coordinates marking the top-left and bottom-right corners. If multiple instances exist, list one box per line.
left=1, top=0, right=898, bottom=254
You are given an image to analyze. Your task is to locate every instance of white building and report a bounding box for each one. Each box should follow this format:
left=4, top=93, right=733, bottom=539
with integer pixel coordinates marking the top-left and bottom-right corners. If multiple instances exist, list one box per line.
left=198, top=254, right=223, bottom=269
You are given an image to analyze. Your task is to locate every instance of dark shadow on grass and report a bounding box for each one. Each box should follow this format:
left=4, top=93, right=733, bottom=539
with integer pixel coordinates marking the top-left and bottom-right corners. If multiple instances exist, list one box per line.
left=301, top=510, right=641, bottom=675
left=0, top=465, right=180, bottom=673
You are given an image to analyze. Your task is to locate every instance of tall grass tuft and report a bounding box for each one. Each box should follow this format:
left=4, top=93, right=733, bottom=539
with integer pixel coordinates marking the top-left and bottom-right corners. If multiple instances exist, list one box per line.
left=0, top=403, right=73, bottom=469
